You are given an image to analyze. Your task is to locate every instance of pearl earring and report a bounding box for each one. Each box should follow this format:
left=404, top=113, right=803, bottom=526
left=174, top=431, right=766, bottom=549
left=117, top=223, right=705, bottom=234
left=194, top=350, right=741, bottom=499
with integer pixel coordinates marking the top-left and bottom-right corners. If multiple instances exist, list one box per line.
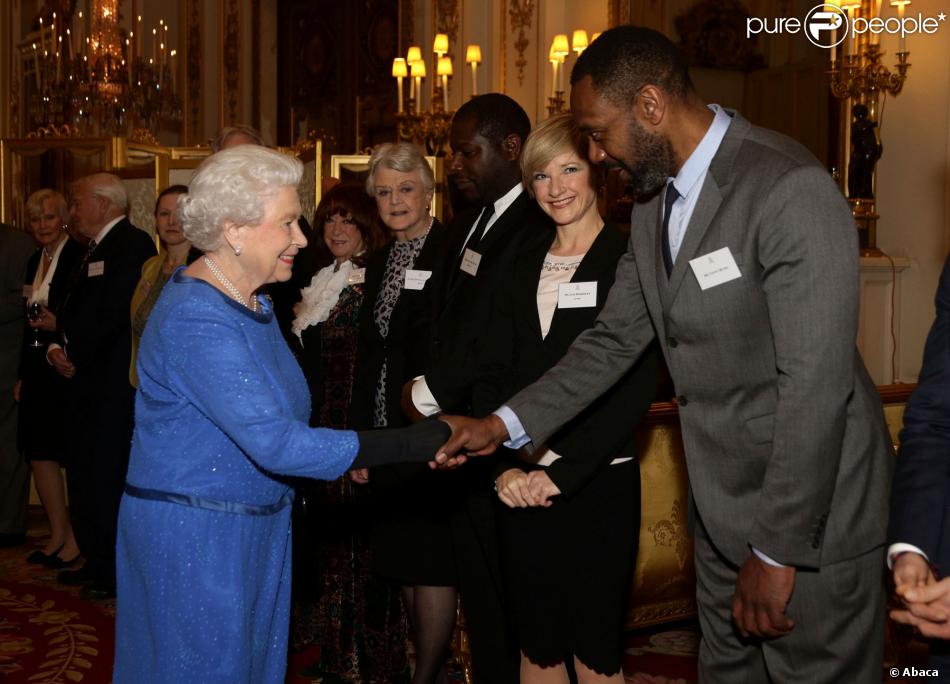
left=233, top=244, right=242, bottom=256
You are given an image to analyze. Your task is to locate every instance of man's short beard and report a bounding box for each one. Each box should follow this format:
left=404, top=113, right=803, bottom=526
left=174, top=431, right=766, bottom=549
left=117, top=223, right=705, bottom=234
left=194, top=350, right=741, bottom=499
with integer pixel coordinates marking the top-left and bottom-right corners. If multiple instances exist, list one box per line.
left=620, top=117, right=676, bottom=197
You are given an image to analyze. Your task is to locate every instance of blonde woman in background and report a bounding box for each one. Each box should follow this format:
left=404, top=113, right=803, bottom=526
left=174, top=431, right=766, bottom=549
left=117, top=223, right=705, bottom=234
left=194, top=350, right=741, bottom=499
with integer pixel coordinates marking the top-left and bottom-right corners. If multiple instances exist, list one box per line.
left=16, top=189, right=84, bottom=568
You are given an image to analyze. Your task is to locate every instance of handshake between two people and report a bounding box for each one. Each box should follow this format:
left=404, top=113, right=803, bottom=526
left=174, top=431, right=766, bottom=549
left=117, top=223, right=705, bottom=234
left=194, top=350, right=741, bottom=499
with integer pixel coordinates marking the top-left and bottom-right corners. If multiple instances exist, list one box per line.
left=427, top=413, right=510, bottom=469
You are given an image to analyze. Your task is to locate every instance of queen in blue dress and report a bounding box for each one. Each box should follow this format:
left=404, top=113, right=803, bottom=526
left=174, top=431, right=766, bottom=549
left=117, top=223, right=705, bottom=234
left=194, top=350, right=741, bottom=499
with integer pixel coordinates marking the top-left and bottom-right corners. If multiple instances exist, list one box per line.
left=114, top=145, right=451, bottom=683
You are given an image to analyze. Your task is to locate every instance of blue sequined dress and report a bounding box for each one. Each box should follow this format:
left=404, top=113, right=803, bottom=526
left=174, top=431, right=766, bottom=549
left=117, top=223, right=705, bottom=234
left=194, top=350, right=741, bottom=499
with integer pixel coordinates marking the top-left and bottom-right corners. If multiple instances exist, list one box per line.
left=114, top=270, right=359, bottom=683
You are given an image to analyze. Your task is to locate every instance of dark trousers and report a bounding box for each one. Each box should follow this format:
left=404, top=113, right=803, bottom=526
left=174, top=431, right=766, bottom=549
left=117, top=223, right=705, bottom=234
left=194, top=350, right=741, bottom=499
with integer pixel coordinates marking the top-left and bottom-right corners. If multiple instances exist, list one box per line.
left=451, top=480, right=519, bottom=684
left=68, top=394, right=133, bottom=583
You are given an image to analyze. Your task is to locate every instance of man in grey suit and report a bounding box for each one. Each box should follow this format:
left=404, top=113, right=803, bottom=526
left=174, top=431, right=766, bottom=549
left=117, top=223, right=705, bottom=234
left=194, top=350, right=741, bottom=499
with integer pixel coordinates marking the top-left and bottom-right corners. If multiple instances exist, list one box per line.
left=438, top=26, right=893, bottom=682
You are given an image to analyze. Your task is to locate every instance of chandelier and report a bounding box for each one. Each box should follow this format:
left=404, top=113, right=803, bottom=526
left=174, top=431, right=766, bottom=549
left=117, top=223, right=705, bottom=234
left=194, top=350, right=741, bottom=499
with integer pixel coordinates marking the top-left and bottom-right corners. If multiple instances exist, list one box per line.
left=25, top=0, right=180, bottom=138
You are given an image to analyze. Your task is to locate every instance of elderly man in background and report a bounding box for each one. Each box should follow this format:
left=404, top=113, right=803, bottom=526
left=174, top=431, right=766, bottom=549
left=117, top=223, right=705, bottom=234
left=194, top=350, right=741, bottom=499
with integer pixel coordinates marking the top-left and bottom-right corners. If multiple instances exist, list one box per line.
left=0, top=224, right=37, bottom=548
left=48, top=172, right=155, bottom=599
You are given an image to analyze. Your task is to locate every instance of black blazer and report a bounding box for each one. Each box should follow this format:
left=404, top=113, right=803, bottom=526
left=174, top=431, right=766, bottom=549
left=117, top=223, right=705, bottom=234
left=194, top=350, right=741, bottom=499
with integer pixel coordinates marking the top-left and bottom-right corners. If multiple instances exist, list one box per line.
left=477, top=222, right=659, bottom=498
left=888, top=254, right=950, bottom=575
left=350, top=219, right=452, bottom=430
left=19, top=238, right=85, bottom=372
left=56, top=218, right=156, bottom=409
left=426, top=190, right=552, bottom=415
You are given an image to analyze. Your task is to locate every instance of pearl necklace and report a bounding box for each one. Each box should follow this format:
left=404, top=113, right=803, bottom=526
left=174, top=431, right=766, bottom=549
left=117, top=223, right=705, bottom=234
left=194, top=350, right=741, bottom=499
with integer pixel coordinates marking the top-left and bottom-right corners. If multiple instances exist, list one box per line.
left=203, top=256, right=259, bottom=312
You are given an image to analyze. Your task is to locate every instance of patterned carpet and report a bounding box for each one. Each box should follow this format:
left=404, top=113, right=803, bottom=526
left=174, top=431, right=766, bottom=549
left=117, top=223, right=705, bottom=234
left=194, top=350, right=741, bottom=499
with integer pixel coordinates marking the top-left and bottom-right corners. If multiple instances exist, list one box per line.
left=2, top=526, right=700, bottom=684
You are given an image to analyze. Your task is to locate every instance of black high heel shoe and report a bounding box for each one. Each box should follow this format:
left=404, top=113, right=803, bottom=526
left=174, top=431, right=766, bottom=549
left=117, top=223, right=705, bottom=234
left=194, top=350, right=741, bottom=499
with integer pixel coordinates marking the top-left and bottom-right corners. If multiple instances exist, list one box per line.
left=44, top=552, right=81, bottom=570
left=26, top=544, right=64, bottom=565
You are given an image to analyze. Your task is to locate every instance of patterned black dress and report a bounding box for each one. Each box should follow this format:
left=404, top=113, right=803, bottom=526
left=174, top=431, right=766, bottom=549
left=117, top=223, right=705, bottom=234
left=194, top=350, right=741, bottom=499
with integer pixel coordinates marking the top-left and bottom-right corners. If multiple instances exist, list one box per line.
left=291, top=263, right=410, bottom=682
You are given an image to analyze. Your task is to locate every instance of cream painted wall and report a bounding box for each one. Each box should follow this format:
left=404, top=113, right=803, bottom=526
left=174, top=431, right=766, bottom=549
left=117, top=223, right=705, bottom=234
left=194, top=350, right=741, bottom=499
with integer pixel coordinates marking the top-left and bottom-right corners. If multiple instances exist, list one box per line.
left=873, top=0, right=950, bottom=381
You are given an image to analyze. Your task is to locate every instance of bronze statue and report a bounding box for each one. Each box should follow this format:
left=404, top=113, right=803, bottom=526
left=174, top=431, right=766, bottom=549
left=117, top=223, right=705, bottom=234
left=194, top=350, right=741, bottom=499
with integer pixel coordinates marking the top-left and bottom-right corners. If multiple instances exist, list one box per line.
left=848, top=104, right=882, bottom=199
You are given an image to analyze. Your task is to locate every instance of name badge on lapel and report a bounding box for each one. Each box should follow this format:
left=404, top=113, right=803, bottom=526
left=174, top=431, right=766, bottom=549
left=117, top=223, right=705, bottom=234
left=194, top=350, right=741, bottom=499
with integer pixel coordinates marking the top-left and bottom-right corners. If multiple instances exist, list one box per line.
left=87, top=261, right=105, bottom=277
left=404, top=269, right=432, bottom=291
left=460, top=249, right=481, bottom=277
left=347, top=268, right=366, bottom=285
left=558, top=281, right=597, bottom=309
left=22, top=285, right=33, bottom=298
left=689, top=247, right=741, bottom=290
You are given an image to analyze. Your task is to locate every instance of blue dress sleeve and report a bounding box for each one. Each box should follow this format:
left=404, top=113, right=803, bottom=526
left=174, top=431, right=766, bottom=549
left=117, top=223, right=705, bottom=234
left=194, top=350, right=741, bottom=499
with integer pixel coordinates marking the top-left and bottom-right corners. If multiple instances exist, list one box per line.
left=161, top=294, right=360, bottom=481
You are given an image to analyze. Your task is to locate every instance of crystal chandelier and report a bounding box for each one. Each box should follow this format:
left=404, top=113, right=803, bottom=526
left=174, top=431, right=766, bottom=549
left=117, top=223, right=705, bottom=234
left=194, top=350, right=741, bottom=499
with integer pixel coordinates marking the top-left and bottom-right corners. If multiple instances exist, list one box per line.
left=25, top=0, right=180, bottom=138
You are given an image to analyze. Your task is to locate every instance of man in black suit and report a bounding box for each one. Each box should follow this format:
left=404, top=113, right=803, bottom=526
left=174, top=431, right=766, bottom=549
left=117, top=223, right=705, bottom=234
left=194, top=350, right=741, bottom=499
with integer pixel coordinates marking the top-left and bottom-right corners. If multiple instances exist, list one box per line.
left=890, top=254, right=950, bottom=675
left=0, top=224, right=37, bottom=548
left=401, top=94, right=551, bottom=684
left=48, top=173, right=155, bottom=598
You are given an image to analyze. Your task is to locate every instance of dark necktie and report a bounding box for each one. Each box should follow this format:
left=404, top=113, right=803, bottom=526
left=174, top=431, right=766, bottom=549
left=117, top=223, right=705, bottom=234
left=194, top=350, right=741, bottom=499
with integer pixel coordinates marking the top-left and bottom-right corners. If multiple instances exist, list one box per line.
left=462, top=205, right=494, bottom=255
left=455, top=205, right=494, bottom=277
left=661, top=182, right=679, bottom=278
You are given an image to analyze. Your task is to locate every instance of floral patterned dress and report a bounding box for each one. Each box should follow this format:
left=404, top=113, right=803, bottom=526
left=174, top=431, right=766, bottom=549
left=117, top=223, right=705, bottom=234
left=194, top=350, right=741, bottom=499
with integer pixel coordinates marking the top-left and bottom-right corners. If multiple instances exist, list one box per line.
left=291, top=261, right=409, bottom=682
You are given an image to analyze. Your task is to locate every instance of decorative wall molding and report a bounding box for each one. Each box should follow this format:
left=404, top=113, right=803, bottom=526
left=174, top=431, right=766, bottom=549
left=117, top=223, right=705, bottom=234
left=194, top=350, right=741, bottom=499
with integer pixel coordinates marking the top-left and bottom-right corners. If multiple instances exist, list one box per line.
left=252, top=0, right=261, bottom=129
left=508, top=0, right=534, bottom=86
left=435, top=0, right=460, bottom=59
left=186, top=0, right=202, bottom=144
left=221, top=0, right=241, bottom=126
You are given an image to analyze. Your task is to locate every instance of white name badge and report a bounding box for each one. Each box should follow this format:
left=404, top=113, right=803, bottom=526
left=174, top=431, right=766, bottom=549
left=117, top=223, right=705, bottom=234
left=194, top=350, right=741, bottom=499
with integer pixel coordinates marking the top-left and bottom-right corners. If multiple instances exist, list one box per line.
left=558, top=281, right=597, bottom=308
left=460, top=249, right=481, bottom=277
left=404, top=269, right=432, bottom=291
left=87, top=261, right=105, bottom=277
left=22, top=285, right=33, bottom=298
left=347, top=268, right=366, bottom=285
left=689, top=247, right=741, bottom=291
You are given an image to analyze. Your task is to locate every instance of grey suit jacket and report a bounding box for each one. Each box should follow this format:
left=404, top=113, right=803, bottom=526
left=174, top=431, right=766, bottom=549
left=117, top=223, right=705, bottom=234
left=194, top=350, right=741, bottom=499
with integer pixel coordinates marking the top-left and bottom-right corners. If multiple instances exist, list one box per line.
left=507, top=111, right=893, bottom=569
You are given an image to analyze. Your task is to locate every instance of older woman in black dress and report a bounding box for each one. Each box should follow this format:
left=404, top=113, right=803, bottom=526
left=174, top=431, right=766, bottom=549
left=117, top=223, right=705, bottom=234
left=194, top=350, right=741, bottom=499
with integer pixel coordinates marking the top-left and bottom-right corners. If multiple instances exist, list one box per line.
left=480, top=114, right=659, bottom=683
left=16, top=189, right=84, bottom=567
left=350, top=142, right=456, bottom=684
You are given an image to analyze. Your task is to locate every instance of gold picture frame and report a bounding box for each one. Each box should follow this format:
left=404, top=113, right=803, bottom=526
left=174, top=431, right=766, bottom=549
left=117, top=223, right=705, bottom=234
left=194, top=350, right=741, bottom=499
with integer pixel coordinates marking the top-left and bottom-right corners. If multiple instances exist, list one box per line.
left=0, top=136, right=116, bottom=228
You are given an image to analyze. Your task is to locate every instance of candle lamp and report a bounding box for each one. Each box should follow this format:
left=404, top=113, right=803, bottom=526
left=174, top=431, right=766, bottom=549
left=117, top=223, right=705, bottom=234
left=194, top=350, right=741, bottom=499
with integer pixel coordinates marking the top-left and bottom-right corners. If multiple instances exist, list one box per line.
left=395, top=39, right=465, bottom=155
left=465, top=44, right=481, bottom=97
left=828, top=0, right=912, bottom=254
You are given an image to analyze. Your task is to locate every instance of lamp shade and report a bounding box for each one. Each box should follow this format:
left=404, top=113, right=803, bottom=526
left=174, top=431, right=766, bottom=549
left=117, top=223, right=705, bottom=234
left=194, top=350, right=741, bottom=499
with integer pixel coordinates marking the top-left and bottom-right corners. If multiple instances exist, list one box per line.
left=572, top=30, right=589, bottom=53
left=433, top=33, right=449, bottom=55
left=437, top=55, right=453, bottom=76
left=392, top=57, right=408, bottom=78
left=465, top=44, right=482, bottom=64
left=591, top=32, right=601, bottom=43
left=406, top=45, right=422, bottom=63
left=410, top=59, right=426, bottom=77
left=549, top=43, right=559, bottom=63
left=552, top=34, right=570, bottom=57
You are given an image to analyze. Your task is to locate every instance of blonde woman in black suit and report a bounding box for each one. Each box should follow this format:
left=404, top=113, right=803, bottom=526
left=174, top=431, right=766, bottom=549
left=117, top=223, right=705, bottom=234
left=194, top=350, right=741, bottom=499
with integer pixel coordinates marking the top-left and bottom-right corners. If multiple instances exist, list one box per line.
left=16, top=190, right=84, bottom=568
left=478, top=113, right=659, bottom=683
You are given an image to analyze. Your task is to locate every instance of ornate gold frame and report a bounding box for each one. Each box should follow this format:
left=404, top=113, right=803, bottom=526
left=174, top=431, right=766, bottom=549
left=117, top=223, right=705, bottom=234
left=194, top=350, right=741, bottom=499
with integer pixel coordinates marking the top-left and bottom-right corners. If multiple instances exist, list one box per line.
left=0, top=136, right=116, bottom=227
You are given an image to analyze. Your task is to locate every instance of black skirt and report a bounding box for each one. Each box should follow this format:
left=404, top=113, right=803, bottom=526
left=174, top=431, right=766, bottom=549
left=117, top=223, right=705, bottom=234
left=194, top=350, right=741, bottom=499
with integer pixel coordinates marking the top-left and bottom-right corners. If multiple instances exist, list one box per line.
left=369, top=463, right=460, bottom=586
left=17, top=343, right=71, bottom=462
left=496, top=457, right=640, bottom=675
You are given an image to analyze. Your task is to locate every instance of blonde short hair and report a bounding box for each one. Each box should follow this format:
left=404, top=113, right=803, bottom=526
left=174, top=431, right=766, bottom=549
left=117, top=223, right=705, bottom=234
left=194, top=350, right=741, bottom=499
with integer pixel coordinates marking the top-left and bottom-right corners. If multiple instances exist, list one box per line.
left=179, top=146, right=302, bottom=251
left=26, top=189, right=69, bottom=224
left=519, top=113, right=589, bottom=198
left=366, top=142, right=435, bottom=196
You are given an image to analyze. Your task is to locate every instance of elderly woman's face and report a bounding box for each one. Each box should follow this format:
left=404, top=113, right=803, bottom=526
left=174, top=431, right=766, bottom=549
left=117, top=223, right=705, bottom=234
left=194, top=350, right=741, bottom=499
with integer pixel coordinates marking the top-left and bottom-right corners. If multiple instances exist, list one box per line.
left=530, top=150, right=598, bottom=228
left=155, top=192, right=188, bottom=248
left=241, top=186, right=307, bottom=286
left=323, top=210, right=365, bottom=264
left=29, top=198, right=66, bottom=248
left=372, top=167, right=432, bottom=238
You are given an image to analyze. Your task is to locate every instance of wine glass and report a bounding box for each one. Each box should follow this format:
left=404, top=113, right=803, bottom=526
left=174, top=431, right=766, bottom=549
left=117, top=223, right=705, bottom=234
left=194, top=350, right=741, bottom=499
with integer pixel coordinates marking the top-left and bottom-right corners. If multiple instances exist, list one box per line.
left=27, top=301, right=43, bottom=348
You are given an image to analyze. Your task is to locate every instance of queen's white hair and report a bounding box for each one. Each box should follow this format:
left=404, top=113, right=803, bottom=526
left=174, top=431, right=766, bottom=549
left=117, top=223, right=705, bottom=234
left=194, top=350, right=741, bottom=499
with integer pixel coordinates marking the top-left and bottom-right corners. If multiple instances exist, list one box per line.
left=179, top=146, right=302, bottom=251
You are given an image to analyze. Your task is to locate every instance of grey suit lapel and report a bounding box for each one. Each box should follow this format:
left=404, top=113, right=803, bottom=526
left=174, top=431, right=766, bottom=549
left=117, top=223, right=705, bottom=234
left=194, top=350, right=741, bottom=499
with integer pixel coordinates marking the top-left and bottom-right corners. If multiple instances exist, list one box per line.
left=631, top=200, right=666, bottom=342
left=661, top=111, right=748, bottom=308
